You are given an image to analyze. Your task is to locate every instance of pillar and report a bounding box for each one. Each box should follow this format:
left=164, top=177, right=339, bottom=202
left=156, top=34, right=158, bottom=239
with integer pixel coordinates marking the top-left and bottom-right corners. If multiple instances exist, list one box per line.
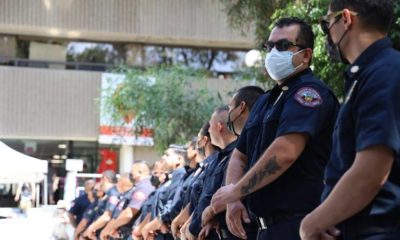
left=119, top=144, right=134, bottom=173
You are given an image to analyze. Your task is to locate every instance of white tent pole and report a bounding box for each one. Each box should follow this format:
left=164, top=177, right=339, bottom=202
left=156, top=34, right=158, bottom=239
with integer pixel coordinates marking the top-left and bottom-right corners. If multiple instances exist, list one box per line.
left=43, top=175, right=48, bottom=205
left=36, top=183, right=40, bottom=207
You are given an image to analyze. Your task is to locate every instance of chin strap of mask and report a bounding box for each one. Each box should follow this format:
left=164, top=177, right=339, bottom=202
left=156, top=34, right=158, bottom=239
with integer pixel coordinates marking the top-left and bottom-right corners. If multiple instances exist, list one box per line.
left=328, top=27, right=350, bottom=63
left=227, top=106, right=243, bottom=137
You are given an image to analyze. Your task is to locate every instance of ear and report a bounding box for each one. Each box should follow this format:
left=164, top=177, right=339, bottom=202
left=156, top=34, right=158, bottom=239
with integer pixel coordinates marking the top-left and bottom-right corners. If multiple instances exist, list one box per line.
left=239, top=101, right=247, bottom=112
left=342, top=9, right=353, bottom=30
left=303, top=48, right=313, bottom=65
left=217, top=122, right=224, bottom=133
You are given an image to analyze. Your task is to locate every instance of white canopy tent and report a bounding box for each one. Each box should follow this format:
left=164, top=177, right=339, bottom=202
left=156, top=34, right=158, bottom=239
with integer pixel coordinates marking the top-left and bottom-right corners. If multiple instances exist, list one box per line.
left=0, top=141, right=48, bottom=205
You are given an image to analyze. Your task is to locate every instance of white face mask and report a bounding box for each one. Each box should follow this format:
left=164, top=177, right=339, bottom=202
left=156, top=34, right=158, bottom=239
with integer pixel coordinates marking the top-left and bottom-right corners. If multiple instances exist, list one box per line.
left=264, top=48, right=304, bottom=81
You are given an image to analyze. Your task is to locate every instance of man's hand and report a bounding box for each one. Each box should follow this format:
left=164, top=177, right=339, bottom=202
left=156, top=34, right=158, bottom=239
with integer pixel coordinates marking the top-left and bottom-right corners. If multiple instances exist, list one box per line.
left=99, top=227, right=109, bottom=240
left=201, top=206, right=215, bottom=227
left=198, top=219, right=219, bottom=240
left=142, top=224, right=155, bottom=240
left=185, top=227, right=197, bottom=240
left=85, top=226, right=97, bottom=240
left=300, top=214, right=340, bottom=240
left=132, top=226, right=142, bottom=239
left=226, top=201, right=250, bottom=239
left=171, top=217, right=182, bottom=238
left=211, top=184, right=239, bottom=213
left=180, top=219, right=192, bottom=240
left=160, top=222, right=170, bottom=234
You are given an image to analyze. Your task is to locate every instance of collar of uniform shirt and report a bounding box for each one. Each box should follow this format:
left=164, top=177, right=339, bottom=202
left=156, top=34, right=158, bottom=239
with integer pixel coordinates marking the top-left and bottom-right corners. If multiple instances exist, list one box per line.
left=345, top=37, right=392, bottom=79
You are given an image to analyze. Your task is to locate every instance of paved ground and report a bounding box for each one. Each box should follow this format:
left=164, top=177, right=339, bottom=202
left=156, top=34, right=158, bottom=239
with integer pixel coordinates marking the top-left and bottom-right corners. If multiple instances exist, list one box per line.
left=0, top=206, right=74, bottom=239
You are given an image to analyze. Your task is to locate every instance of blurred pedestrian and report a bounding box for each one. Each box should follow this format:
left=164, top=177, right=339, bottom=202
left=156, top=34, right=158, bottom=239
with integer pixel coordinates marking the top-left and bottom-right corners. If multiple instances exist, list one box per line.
left=68, top=179, right=95, bottom=227
left=14, top=181, right=35, bottom=215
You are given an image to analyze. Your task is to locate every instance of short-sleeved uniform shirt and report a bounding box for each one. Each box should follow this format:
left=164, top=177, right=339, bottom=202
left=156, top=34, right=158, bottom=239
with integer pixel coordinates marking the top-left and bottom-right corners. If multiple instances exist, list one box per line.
left=151, top=167, right=186, bottom=219
left=322, top=38, right=400, bottom=220
left=189, top=141, right=237, bottom=236
left=160, top=166, right=197, bottom=224
left=136, top=191, right=157, bottom=224
left=111, top=187, right=135, bottom=219
left=129, top=177, right=155, bottom=211
left=236, top=68, right=339, bottom=217
left=69, top=193, right=91, bottom=224
left=187, top=151, right=219, bottom=213
left=105, top=186, right=120, bottom=213
left=84, top=197, right=108, bottom=224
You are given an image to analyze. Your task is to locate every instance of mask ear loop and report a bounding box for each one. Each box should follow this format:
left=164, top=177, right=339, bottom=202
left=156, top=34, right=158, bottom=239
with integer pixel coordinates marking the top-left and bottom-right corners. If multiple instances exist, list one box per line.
left=292, top=49, right=306, bottom=70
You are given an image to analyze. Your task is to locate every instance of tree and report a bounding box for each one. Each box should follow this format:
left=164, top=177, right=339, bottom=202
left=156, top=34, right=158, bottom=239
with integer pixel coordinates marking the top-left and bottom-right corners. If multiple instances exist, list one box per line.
left=103, top=66, right=222, bottom=153
left=220, top=0, right=400, bottom=98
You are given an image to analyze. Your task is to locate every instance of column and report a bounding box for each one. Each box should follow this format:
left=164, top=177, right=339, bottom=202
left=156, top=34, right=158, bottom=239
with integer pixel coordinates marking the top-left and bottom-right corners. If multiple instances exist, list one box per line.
left=119, top=144, right=134, bottom=173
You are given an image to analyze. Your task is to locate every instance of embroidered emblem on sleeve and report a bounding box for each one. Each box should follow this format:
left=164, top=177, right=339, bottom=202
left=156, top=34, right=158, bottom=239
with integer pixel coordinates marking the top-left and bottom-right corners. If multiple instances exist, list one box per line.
left=109, top=196, right=119, bottom=205
left=133, top=191, right=146, bottom=201
left=294, top=87, right=322, bottom=107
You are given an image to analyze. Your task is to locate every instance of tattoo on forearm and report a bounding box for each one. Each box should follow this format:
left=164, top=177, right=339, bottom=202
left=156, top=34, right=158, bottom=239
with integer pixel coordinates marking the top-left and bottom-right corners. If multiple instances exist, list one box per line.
left=241, top=156, right=281, bottom=195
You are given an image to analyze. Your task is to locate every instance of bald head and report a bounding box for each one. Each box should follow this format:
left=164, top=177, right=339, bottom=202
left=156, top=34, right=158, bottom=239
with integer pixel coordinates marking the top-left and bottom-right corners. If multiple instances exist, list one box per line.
left=117, top=172, right=134, bottom=193
left=131, top=162, right=151, bottom=182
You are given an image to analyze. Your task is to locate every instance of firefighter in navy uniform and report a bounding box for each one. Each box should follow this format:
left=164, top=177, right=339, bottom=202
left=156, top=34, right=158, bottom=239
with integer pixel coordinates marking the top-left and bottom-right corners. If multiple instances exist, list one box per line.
left=211, top=17, right=339, bottom=240
left=300, top=1, right=400, bottom=239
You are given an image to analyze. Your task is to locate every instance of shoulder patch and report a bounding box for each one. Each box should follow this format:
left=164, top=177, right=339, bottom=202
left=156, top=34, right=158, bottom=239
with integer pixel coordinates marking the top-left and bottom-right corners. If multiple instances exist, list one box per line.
left=132, top=191, right=146, bottom=201
left=109, top=196, right=119, bottom=205
left=294, top=87, right=322, bottom=107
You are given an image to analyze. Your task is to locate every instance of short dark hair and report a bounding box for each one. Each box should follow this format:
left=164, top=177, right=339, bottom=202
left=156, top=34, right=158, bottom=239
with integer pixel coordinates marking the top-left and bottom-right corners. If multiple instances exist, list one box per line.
left=199, top=122, right=211, bottom=138
left=169, top=144, right=188, bottom=161
left=214, top=105, right=229, bottom=114
left=232, top=86, right=264, bottom=111
left=274, top=17, right=315, bottom=50
left=329, top=0, right=394, bottom=34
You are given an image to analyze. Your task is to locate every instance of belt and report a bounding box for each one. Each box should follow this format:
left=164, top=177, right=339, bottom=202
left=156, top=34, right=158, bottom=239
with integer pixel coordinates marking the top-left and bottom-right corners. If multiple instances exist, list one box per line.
left=256, top=212, right=306, bottom=230
left=341, top=217, right=400, bottom=237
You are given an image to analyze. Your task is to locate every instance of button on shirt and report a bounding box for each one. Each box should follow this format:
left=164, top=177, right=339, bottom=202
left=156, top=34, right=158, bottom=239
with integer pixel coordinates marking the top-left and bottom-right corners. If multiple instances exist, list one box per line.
left=323, top=37, right=400, bottom=219
left=236, top=68, right=339, bottom=216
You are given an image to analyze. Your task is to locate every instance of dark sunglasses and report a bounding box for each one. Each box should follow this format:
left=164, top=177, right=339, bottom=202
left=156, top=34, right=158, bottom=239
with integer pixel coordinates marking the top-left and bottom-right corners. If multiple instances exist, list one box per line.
left=263, top=39, right=305, bottom=52
left=319, top=10, right=358, bottom=35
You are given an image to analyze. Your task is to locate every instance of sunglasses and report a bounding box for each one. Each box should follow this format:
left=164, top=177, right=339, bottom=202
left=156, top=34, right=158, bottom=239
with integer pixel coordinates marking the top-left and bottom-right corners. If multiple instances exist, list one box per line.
left=319, top=10, right=358, bottom=35
left=263, top=39, right=305, bottom=52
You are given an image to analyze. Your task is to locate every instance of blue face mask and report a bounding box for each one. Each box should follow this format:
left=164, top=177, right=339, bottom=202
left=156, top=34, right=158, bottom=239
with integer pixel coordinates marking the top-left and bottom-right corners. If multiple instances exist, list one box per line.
left=265, top=48, right=304, bottom=81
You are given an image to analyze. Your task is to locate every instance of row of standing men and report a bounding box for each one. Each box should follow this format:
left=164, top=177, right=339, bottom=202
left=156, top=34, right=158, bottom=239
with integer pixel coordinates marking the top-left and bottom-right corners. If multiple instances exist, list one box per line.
left=73, top=1, right=400, bottom=239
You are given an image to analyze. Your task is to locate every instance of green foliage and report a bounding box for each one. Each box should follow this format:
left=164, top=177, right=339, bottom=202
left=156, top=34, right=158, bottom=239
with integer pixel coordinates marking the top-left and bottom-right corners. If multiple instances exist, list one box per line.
left=220, top=0, right=400, bottom=98
left=105, top=66, right=222, bottom=153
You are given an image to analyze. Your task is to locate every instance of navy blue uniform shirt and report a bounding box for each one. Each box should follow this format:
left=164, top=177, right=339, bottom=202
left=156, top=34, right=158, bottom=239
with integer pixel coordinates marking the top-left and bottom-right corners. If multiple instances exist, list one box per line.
left=69, top=193, right=91, bottom=224
left=111, top=187, right=135, bottom=219
left=187, top=151, right=219, bottom=213
left=152, top=167, right=186, bottom=219
left=323, top=37, right=400, bottom=219
left=236, top=68, right=339, bottom=217
left=136, top=191, right=157, bottom=223
left=160, top=166, right=197, bottom=224
left=85, top=197, right=108, bottom=225
left=189, top=141, right=237, bottom=236
left=105, top=186, right=120, bottom=213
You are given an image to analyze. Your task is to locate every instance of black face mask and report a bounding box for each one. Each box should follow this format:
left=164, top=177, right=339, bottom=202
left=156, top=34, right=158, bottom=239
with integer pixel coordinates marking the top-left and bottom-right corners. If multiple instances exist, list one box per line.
left=325, top=17, right=349, bottom=64
left=150, top=175, right=161, bottom=187
left=227, top=105, right=243, bottom=136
